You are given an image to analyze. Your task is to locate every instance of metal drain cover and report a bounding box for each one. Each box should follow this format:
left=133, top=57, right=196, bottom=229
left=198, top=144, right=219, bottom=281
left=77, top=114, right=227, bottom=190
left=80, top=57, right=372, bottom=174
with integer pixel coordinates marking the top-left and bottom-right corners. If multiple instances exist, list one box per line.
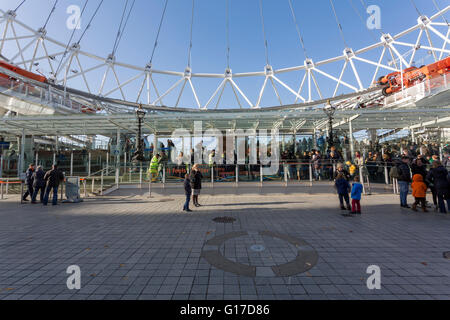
left=444, top=251, right=450, bottom=259
left=250, top=244, right=265, bottom=252
left=212, top=216, right=236, bottom=223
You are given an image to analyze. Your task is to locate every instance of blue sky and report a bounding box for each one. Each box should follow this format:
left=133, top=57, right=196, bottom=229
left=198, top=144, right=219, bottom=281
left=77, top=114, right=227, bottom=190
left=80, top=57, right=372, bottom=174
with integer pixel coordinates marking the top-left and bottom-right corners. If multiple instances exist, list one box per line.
left=1, top=0, right=449, bottom=108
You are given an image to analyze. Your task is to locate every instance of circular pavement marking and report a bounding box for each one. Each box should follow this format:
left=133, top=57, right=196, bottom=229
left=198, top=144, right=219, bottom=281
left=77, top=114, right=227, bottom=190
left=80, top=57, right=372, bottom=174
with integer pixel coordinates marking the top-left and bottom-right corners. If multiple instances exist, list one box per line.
left=201, top=230, right=318, bottom=277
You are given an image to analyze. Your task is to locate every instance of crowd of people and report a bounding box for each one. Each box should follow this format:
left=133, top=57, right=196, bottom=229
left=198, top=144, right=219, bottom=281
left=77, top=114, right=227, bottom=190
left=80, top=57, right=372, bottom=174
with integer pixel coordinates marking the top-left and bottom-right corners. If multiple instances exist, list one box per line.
left=22, top=163, right=65, bottom=206
left=173, top=140, right=450, bottom=214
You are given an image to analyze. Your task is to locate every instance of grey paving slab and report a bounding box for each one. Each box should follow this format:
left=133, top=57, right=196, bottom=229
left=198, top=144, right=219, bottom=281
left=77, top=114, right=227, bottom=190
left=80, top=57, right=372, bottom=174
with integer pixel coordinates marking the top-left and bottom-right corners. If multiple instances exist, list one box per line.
left=0, top=189, right=449, bottom=300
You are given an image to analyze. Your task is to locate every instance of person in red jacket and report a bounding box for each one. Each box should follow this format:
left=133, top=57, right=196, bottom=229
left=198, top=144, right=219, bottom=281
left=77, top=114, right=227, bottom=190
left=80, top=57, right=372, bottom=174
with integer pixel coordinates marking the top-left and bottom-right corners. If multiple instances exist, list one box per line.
left=411, top=174, right=428, bottom=212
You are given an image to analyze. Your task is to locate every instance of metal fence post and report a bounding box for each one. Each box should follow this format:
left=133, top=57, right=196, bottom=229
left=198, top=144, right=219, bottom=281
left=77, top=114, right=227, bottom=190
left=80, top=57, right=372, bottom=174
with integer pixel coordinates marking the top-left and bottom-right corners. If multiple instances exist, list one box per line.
left=88, top=152, right=91, bottom=176
left=20, top=181, right=24, bottom=204
left=91, top=177, right=95, bottom=194
left=129, top=168, right=132, bottom=182
left=163, top=165, right=166, bottom=189
left=235, top=165, right=239, bottom=187
left=309, top=163, right=313, bottom=187
left=115, top=168, right=119, bottom=188
left=148, top=178, right=152, bottom=198
left=211, top=166, right=214, bottom=188
left=384, top=164, right=389, bottom=185
left=70, top=152, right=73, bottom=176
left=139, top=166, right=143, bottom=189
left=83, top=179, right=87, bottom=198
left=260, top=164, right=263, bottom=188
left=1, top=182, right=3, bottom=200
left=6, top=178, right=9, bottom=195
left=123, top=152, right=127, bottom=179
left=284, top=164, right=288, bottom=187
left=100, top=171, right=104, bottom=196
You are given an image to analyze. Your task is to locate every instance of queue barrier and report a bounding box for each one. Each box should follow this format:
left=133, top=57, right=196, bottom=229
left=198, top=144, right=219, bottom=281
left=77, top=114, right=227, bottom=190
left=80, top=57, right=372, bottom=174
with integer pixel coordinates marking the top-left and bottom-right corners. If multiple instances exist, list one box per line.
left=0, top=180, right=23, bottom=200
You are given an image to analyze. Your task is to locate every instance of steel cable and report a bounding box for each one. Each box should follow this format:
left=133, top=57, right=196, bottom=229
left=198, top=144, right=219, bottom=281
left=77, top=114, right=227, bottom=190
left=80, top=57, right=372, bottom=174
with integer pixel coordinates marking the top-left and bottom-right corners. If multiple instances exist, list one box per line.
left=149, top=0, right=169, bottom=65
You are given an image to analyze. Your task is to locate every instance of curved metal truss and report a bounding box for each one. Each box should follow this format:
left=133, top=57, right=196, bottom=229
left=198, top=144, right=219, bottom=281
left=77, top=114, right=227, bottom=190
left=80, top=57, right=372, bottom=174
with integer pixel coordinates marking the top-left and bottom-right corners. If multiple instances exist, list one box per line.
left=0, top=6, right=449, bottom=111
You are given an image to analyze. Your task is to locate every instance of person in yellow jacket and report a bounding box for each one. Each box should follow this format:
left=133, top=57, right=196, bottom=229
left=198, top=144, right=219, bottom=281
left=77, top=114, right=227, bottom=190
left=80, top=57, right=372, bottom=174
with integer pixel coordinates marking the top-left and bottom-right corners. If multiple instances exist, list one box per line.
left=346, top=161, right=357, bottom=179
left=148, top=154, right=161, bottom=182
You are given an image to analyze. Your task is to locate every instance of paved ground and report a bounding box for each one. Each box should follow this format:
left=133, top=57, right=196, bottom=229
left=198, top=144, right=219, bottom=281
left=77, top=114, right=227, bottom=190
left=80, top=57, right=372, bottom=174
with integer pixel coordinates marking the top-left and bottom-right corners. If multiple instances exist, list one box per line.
left=0, top=183, right=449, bottom=300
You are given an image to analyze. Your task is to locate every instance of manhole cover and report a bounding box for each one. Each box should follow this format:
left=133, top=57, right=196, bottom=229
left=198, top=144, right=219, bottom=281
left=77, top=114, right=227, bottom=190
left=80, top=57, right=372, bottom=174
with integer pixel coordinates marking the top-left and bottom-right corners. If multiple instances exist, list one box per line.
left=444, top=251, right=450, bottom=259
left=250, top=245, right=265, bottom=252
left=213, top=217, right=236, bottom=223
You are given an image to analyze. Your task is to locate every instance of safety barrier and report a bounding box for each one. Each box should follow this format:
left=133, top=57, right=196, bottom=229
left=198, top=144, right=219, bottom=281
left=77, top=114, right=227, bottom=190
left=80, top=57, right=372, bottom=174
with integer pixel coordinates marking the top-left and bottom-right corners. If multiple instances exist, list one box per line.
left=0, top=179, right=22, bottom=200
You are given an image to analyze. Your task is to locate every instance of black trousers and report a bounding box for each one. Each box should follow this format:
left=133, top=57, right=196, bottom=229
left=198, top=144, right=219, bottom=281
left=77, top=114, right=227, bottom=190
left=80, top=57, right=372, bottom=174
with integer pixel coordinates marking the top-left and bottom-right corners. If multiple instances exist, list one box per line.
left=23, top=183, right=34, bottom=200
left=413, top=197, right=426, bottom=208
left=338, top=193, right=350, bottom=207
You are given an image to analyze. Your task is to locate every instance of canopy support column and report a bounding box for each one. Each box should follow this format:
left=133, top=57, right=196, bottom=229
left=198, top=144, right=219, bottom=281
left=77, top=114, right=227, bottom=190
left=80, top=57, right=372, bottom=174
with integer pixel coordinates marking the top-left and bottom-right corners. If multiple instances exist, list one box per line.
left=349, top=118, right=355, bottom=161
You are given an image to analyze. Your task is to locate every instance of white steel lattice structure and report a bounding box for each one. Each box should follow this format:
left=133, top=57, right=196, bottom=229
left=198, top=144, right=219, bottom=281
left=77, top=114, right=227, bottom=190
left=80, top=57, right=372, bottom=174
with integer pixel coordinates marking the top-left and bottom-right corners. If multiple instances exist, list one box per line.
left=0, top=5, right=449, bottom=112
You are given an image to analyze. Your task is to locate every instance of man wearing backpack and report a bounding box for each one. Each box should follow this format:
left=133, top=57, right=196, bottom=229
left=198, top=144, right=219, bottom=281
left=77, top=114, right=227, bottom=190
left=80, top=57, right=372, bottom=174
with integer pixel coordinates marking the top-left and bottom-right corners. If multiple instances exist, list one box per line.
left=397, top=156, right=412, bottom=208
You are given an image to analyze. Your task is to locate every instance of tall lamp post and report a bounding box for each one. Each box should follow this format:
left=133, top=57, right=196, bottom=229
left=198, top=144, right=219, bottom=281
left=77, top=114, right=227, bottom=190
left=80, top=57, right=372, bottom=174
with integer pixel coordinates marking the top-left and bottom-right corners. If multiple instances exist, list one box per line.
left=132, top=104, right=147, bottom=162
left=324, top=99, right=336, bottom=148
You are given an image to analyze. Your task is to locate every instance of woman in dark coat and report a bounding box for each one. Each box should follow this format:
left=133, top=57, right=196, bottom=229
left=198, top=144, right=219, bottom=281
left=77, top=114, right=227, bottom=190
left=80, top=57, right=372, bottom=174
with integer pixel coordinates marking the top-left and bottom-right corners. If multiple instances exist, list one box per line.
left=426, top=161, right=450, bottom=213
left=190, top=164, right=203, bottom=207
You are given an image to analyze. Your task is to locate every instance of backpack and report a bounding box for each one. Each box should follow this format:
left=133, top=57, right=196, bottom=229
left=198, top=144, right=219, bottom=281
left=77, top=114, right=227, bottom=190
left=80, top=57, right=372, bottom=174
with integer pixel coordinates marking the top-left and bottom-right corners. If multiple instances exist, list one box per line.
left=390, top=166, right=400, bottom=179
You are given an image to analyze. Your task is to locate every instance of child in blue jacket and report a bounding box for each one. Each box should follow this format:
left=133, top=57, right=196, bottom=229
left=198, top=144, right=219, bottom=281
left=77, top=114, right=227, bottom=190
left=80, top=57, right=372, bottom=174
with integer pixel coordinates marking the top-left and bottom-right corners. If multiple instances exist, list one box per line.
left=351, top=176, right=363, bottom=214
left=335, top=173, right=351, bottom=211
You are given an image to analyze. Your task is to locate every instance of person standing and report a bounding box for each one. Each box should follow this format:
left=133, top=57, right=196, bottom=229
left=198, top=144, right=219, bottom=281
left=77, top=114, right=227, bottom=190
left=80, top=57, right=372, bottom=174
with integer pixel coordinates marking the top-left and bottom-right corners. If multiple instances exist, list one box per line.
left=31, top=165, right=46, bottom=204
left=411, top=174, right=428, bottom=212
left=183, top=174, right=193, bottom=212
left=190, top=164, right=203, bottom=207
left=426, top=161, right=450, bottom=214
left=335, top=173, right=351, bottom=211
left=149, top=154, right=160, bottom=182
left=22, top=164, right=35, bottom=202
left=350, top=176, right=363, bottom=214
left=43, top=165, right=64, bottom=206
left=397, top=156, right=412, bottom=208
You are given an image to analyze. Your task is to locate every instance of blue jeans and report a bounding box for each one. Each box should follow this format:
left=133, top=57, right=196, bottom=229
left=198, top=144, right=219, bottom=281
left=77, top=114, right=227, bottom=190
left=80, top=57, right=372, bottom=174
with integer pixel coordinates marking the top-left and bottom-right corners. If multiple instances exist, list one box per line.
left=398, top=181, right=409, bottom=206
left=32, top=185, right=45, bottom=203
left=43, top=185, right=58, bottom=205
left=183, top=194, right=191, bottom=210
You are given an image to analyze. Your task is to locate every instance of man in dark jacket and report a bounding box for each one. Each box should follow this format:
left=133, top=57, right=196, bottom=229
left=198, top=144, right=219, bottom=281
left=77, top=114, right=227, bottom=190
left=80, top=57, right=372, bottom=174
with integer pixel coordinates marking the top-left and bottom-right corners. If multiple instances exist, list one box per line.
left=397, top=156, right=412, bottom=208
left=31, top=166, right=46, bottom=204
left=43, top=165, right=64, bottom=206
left=183, top=174, right=193, bottom=212
left=426, top=161, right=450, bottom=213
left=22, top=164, right=35, bottom=202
